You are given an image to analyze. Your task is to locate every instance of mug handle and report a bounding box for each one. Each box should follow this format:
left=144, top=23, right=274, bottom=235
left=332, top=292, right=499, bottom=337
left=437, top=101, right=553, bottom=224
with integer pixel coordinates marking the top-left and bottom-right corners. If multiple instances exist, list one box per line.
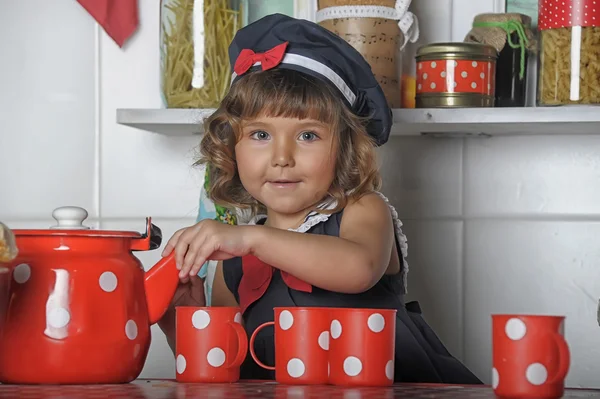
left=226, top=321, right=249, bottom=369
left=249, top=321, right=276, bottom=371
left=547, top=332, right=570, bottom=384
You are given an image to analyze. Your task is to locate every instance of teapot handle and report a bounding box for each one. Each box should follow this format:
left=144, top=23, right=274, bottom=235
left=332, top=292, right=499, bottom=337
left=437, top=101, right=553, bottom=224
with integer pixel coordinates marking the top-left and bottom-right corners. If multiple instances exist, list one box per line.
left=131, top=218, right=163, bottom=251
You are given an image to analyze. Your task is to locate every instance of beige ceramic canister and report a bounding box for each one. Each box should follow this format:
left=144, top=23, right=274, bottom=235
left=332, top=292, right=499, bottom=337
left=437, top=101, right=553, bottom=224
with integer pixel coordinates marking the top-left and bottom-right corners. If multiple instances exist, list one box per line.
left=316, top=0, right=419, bottom=108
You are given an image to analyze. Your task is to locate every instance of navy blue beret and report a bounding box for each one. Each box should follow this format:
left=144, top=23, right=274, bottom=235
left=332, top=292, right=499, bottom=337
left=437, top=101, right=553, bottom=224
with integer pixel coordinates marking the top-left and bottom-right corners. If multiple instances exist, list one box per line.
left=228, top=13, right=392, bottom=146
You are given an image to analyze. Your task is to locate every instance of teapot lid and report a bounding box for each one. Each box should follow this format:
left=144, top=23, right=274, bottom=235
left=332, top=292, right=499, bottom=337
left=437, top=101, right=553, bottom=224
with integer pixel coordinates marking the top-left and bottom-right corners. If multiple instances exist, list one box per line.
left=13, top=206, right=142, bottom=238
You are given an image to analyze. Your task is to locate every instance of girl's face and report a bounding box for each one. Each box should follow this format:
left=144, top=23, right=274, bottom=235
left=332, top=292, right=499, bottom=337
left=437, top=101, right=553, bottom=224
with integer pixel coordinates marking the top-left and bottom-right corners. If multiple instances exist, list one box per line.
left=235, top=115, right=337, bottom=216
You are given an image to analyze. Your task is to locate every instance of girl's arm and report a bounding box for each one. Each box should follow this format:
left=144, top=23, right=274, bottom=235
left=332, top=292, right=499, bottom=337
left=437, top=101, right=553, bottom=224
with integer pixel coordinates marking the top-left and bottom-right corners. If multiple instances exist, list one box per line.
left=164, top=193, right=395, bottom=295
left=248, top=193, right=395, bottom=294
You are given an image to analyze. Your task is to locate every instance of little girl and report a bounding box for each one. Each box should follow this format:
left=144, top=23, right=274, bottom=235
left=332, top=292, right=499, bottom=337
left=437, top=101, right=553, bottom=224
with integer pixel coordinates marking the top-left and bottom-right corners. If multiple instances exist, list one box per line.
left=159, top=13, right=481, bottom=384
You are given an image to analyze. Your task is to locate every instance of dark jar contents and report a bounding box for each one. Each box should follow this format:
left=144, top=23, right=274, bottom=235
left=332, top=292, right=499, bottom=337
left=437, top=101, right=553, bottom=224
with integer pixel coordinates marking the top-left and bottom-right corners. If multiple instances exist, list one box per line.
left=495, top=31, right=527, bottom=107
left=464, top=13, right=535, bottom=108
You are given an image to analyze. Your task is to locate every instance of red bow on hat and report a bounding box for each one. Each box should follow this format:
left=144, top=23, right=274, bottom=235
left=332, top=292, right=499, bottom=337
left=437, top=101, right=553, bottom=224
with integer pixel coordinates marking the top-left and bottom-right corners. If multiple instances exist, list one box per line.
left=238, top=254, right=312, bottom=314
left=233, top=42, right=289, bottom=76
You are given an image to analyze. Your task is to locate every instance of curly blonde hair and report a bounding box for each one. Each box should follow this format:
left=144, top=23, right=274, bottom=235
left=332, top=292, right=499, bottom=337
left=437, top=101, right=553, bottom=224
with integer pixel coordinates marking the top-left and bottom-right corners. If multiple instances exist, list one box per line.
left=196, top=69, right=381, bottom=215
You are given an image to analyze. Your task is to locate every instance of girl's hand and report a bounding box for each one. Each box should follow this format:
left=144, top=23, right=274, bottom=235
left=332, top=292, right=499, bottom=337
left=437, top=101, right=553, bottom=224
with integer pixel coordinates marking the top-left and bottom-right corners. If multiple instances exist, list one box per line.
left=170, top=275, right=206, bottom=308
left=162, top=220, right=255, bottom=280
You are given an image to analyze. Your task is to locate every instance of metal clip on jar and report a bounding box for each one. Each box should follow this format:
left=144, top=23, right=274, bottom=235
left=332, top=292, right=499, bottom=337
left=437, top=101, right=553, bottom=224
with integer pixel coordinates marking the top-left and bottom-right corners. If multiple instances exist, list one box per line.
left=415, top=43, right=498, bottom=108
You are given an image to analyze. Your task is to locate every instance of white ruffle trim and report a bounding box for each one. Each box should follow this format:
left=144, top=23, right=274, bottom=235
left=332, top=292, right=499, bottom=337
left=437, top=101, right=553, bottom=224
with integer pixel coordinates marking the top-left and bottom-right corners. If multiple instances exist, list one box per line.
left=246, top=192, right=409, bottom=292
left=247, top=212, right=333, bottom=233
left=374, top=192, right=409, bottom=293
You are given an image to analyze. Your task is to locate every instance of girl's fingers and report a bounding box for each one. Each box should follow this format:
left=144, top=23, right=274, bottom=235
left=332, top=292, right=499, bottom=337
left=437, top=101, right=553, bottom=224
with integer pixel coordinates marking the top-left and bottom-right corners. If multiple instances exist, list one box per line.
left=174, top=230, right=197, bottom=273
left=189, top=240, right=215, bottom=277
left=181, top=232, right=207, bottom=278
left=162, top=228, right=185, bottom=257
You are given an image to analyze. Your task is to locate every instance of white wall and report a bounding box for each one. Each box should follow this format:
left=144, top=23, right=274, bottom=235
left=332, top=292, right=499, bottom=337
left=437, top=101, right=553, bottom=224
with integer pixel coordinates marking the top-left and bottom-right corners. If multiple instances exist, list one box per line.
left=2, top=0, right=599, bottom=388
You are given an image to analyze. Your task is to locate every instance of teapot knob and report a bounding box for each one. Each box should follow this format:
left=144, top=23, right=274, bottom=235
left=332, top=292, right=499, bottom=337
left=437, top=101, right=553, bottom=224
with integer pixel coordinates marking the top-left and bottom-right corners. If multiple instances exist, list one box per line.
left=51, top=206, right=91, bottom=230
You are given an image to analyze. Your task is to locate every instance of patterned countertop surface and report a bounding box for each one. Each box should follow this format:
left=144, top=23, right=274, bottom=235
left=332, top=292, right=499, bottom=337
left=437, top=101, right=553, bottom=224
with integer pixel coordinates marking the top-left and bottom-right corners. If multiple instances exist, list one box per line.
left=0, top=379, right=598, bottom=399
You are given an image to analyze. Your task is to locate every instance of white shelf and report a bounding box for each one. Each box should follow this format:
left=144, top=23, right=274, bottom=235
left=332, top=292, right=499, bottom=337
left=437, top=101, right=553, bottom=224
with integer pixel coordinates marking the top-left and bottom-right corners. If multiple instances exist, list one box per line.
left=117, top=106, right=600, bottom=137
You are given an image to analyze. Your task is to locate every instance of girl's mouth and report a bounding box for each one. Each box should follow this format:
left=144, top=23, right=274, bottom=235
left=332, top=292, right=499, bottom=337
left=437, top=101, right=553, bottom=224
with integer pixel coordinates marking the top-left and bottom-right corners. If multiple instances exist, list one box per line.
left=268, top=180, right=301, bottom=188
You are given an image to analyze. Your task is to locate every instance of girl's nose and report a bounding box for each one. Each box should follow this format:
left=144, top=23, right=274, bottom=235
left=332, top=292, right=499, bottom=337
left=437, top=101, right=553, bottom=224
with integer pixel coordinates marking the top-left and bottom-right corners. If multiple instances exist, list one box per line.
left=271, top=139, right=295, bottom=168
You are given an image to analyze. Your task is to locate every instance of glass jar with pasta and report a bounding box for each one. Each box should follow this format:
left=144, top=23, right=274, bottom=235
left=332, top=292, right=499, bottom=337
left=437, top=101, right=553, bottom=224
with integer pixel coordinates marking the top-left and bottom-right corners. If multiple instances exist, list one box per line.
left=160, top=0, right=243, bottom=108
left=538, top=0, right=600, bottom=105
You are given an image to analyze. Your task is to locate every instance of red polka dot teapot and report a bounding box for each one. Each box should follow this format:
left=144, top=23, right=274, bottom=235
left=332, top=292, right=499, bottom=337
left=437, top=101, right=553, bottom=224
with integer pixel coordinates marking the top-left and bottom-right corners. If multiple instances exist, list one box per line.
left=0, top=206, right=180, bottom=384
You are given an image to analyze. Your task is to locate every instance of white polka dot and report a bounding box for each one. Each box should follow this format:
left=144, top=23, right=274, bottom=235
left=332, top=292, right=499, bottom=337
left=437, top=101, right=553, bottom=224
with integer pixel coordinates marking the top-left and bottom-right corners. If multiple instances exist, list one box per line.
left=472, top=61, right=478, bottom=67
left=287, top=358, right=305, bottom=378
left=47, top=307, right=70, bottom=329
left=431, top=61, right=437, bottom=68
left=441, top=71, right=446, bottom=78
left=480, top=72, right=485, bottom=79
left=207, top=347, right=226, bottom=367
left=526, top=363, right=548, bottom=385
left=13, top=263, right=31, bottom=284
left=418, top=63, right=422, bottom=70
left=331, top=320, right=342, bottom=339
left=492, top=367, right=499, bottom=389
left=192, top=310, right=211, bottom=330
left=471, top=82, right=477, bottom=89
left=279, top=310, right=294, bottom=330
left=430, top=82, right=436, bottom=89
left=176, top=354, right=187, bottom=374
left=234, top=312, right=242, bottom=324
left=417, top=84, right=422, bottom=90
left=385, top=360, right=394, bottom=380
left=453, top=81, right=458, bottom=88
left=423, top=73, right=428, bottom=80
left=505, top=318, right=527, bottom=340
left=99, top=271, right=117, bottom=292
left=453, top=60, right=458, bottom=67
left=367, top=313, right=385, bottom=333
left=461, top=71, right=468, bottom=78
left=343, top=356, right=362, bottom=377
left=318, top=331, right=329, bottom=350
left=125, top=319, right=138, bottom=340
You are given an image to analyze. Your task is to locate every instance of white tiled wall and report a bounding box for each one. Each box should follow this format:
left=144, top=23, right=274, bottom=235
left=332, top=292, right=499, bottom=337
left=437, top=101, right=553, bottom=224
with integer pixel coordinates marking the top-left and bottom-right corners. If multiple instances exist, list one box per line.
left=2, top=0, right=599, bottom=389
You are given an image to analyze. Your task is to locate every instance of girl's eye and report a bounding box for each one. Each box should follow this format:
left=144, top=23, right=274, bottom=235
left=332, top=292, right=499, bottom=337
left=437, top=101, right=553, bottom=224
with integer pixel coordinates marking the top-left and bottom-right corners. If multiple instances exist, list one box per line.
left=299, top=131, right=319, bottom=141
left=250, top=130, right=270, bottom=140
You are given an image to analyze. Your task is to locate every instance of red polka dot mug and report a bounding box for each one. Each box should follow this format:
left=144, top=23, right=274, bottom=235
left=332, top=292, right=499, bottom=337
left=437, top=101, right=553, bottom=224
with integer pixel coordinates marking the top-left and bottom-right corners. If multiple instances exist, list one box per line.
left=328, top=308, right=397, bottom=387
left=492, top=314, right=570, bottom=398
left=0, top=206, right=181, bottom=384
left=250, top=307, right=331, bottom=385
left=176, top=306, right=248, bottom=383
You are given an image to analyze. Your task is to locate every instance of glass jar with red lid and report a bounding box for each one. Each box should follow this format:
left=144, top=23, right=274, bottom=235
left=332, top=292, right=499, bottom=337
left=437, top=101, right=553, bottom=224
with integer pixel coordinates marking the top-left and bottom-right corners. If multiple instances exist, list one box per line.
left=538, top=0, right=600, bottom=105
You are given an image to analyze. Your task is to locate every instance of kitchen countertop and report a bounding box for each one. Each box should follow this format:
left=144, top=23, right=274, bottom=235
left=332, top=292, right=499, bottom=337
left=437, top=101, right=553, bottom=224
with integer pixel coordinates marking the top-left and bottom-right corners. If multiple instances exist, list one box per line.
left=0, top=379, right=599, bottom=398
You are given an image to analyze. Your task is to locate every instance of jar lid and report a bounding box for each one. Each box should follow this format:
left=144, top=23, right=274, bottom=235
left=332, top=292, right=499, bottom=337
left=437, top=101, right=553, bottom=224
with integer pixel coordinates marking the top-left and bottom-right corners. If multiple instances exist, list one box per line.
left=416, top=42, right=498, bottom=60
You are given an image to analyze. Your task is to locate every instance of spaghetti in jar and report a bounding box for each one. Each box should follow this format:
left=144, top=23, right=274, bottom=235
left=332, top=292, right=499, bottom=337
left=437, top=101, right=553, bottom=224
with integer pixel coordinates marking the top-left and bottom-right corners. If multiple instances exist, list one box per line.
left=160, top=0, right=243, bottom=108
left=538, top=0, right=600, bottom=105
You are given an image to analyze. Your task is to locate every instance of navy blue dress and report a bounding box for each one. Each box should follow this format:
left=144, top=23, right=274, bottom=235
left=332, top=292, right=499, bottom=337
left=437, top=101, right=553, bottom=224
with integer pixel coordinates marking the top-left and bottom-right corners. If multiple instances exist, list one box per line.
left=223, top=207, right=482, bottom=384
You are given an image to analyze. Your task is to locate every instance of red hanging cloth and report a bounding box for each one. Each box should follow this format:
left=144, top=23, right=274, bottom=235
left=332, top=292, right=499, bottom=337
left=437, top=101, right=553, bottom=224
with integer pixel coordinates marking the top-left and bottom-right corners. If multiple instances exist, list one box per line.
left=76, top=0, right=139, bottom=47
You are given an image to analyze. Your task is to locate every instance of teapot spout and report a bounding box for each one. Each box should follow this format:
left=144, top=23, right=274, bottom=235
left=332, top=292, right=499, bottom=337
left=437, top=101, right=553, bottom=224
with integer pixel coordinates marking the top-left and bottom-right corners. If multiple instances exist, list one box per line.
left=144, top=253, right=179, bottom=325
